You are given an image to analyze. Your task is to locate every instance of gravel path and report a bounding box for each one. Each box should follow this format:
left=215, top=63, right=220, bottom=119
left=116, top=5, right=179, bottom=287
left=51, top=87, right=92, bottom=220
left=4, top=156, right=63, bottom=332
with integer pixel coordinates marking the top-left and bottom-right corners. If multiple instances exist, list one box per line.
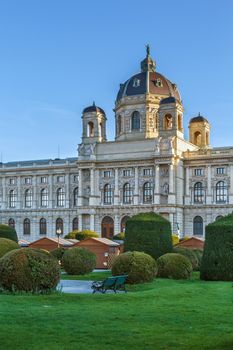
left=57, top=280, right=93, bottom=294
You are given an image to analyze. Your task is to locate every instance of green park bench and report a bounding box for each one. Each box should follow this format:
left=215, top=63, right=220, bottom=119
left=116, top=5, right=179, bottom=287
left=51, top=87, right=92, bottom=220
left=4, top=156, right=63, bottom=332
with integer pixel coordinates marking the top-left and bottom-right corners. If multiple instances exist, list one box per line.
left=91, top=275, right=128, bottom=294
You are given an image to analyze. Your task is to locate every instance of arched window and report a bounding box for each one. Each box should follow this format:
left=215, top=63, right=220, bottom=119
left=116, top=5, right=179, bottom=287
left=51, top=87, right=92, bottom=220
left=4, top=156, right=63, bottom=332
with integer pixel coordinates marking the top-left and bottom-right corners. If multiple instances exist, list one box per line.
left=143, top=182, right=153, bottom=203
left=131, top=111, right=140, bottom=131
left=216, top=181, right=227, bottom=203
left=164, top=114, right=173, bottom=129
left=194, top=182, right=204, bottom=203
left=101, top=216, right=114, bottom=239
left=72, top=217, right=79, bottom=231
left=56, top=218, right=63, bottom=235
left=215, top=215, right=223, bottom=221
left=57, top=188, right=65, bottom=207
left=23, top=218, right=30, bottom=235
left=25, top=189, right=32, bottom=208
left=9, top=190, right=16, bottom=208
left=193, top=216, right=203, bottom=236
left=87, top=121, right=94, bottom=137
left=123, top=183, right=133, bottom=204
left=103, top=184, right=113, bottom=204
left=194, top=131, right=202, bottom=146
left=120, top=215, right=130, bottom=233
left=118, top=115, right=122, bottom=134
left=8, top=218, right=15, bottom=228
left=39, top=218, right=47, bottom=235
left=41, top=188, right=48, bottom=207
left=73, top=187, right=79, bottom=207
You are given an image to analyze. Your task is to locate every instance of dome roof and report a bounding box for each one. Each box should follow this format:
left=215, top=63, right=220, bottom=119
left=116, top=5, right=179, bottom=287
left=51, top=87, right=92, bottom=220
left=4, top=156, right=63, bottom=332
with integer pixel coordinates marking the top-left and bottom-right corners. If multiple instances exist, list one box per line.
left=83, top=103, right=105, bottom=115
left=190, top=114, right=209, bottom=124
left=116, top=47, right=181, bottom=103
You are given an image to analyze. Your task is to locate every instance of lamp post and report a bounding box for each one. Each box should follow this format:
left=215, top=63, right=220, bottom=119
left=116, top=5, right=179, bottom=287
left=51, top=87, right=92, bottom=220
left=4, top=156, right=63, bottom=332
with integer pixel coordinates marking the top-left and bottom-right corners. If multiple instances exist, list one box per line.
left=56, top=228, right=62, bottom=248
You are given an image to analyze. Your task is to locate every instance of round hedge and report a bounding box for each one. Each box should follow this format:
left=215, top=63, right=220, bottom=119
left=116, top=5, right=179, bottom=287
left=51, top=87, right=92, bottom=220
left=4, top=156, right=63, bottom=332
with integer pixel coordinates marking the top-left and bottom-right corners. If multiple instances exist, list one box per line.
left=157, top=253, right=193, bottom=280
left=200, top=214, right=233, bottom=281
left=124, top=212, right=173, bottom=260
left=0, top=238, right=19, bottom=259
left=0, top=224, right=18, bottom=242
left=62, top=247, right=96, bottom=275
left=173, top=247, right=199, bottom=271
left=0, top=248, right=60, bottom=292
left=112, top=251, right=157, bottom=284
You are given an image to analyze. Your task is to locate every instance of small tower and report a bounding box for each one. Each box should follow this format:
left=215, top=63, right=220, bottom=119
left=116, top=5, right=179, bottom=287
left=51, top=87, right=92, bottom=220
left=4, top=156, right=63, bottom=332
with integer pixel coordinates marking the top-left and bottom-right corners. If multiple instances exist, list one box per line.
left=158, top=96, right=184, bottom=138
left=189, top=114, right=211, bottom=148
left=82, top=102, right=107, bottom=144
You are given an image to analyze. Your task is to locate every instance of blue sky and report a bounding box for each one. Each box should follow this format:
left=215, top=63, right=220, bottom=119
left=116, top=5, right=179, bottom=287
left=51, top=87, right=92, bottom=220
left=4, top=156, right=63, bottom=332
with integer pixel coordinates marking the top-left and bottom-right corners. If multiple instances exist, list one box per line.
left=0, top=0, right=233, bottom=161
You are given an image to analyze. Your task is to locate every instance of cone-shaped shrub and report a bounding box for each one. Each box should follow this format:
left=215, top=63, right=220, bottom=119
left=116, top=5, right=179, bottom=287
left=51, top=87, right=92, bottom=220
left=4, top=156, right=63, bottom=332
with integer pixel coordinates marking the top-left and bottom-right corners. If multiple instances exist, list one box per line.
left=157, top=253, right=193, bottom=280
left=124, top=212, right=173, bottom=259
left=200, top=214, right=233, bottom=281
left=0, top=238, right=19, bottom=259
left=0, top=248, right=60, bottom=292
left=112, top=251, right=157, bottom=284
left=0, top=224, right=18, bottom=242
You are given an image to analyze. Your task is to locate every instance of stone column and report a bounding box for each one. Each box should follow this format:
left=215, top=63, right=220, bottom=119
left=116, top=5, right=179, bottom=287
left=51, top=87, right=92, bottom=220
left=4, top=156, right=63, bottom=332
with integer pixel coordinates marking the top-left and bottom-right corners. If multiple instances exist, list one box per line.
left=114, top=215, right=119, bottom=235
left=90, top=214, right=95, bottom=231
left=229, top=165, right=233, bottom=204
left=32, top=175, right=37, bottom=209
left=168, top=163, right=175, bottom=204
left=78, top=214, right=83, bottom=231
left=65, top=173, right=70, bottom=208
left=49, top=174, right=53, bottom=208
left=89, top=168, right=95, bottom=205
left=154, top=164, right=160, bottom=204
left=134, top=167, right=139, bottom=205
left=78, top=169, right=82, bottom=206
left=184, top=167, right=190, bottom=205
left=2, top=177, right=6, bottom=209
left=95, top=169, right=101, bottom=205
left=169, top=213, right=174, bottom=233
left=17, top=176, right=21, bottom=209
left=114, top=168, right=119, bottom=205
left=206, top=165, right=212, bottom=204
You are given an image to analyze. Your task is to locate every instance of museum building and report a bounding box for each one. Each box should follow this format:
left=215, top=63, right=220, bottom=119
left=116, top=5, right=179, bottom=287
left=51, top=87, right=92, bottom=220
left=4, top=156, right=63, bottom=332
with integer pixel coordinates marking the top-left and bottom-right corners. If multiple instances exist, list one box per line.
left=0, top=47, right=232, bottom=241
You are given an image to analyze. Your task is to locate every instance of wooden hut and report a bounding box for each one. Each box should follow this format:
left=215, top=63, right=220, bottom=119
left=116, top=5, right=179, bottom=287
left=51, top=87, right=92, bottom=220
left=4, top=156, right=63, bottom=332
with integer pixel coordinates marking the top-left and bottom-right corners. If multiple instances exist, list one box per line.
left=74, top=237, right=120, bottom=269
left=29, top=237, right=75, bottom=252
left=174, top=237, right=204, bottom=250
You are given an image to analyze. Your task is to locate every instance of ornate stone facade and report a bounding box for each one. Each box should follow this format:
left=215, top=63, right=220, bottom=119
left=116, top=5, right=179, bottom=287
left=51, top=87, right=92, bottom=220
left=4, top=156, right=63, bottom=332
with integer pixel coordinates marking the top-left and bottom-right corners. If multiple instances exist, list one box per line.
left=0, top=48, right=232, bottom=241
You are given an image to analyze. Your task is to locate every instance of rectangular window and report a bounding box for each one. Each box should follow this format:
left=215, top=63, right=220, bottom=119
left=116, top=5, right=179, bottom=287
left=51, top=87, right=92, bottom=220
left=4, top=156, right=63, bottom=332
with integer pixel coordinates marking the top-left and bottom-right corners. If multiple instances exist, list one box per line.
left=25, top=178, right=32, bottom=185
left=57, top=176, right=64, bottom=183
left=194, top=168, right=203, bottom=176
left=123, top=169, right=131, bottom=177
left=41, top=176, right=48, bottom=184
left=9, top=178, right=16, bottom=185
left=143, top=168, right=152, bottom=176
left=217, top=167, right=225, bottom=175
left=103, top=171, right=111, bottom=178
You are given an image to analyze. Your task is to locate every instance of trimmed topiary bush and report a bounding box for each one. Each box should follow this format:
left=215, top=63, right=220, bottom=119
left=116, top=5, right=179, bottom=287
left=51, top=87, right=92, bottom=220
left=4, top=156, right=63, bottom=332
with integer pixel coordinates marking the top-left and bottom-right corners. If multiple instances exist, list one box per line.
left=157, top=253, right=193, bottom=280
left=51, top=247, right=66, bottom=261
left=173, top=247, right=199, bottom=271
left=0, top=224, right=18, bottom=242
left=0, top=248, right=60, bottom=292
left=75, top=230, right=99, bottom=241
left=62, top=247, right=96, bottom=275
left=200, top=214, right=233, bottom=281
left=124, top=212, right=173, bottom=259
left=64, top=230, right=80, bottom=239
left=112, top=251, right=157, bottom=284
left=0, top=238, right=19, bottom=259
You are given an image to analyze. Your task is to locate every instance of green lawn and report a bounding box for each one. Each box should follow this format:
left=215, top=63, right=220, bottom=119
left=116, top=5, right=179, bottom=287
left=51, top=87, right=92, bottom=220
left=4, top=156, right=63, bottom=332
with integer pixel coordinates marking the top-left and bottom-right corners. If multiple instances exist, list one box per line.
left=0, top=274, right=232, bottom=350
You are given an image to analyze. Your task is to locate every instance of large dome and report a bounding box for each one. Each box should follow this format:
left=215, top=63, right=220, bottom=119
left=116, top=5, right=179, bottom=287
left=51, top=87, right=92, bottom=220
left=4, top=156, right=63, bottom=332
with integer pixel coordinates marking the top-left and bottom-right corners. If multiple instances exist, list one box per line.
left=116, top=46, right=181, bottom=103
